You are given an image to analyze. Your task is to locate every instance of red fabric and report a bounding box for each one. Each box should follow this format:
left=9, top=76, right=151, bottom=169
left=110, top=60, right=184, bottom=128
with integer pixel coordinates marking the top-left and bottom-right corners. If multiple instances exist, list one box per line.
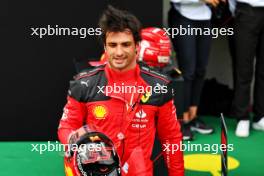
left=58, top=65, right=184, bottom=176
left=139, top=27, right=171, bottom=67
left=121, top=147, right=149, bottom=176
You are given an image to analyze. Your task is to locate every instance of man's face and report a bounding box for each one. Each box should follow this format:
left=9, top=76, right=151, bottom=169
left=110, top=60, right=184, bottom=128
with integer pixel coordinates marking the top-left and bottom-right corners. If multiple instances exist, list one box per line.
left=105, top=30, right=138, bottom=71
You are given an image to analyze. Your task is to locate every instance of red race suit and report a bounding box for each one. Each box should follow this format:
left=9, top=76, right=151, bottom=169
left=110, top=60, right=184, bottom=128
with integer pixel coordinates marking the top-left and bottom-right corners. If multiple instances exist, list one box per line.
left=58, top=64, right=184, bottom=176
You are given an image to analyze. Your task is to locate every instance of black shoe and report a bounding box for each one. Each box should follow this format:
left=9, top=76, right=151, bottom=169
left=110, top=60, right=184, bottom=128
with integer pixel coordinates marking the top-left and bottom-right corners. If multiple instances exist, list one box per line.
left=190, top=118, right=214, bottom=134
left=181, top=123, right=194, bottom=141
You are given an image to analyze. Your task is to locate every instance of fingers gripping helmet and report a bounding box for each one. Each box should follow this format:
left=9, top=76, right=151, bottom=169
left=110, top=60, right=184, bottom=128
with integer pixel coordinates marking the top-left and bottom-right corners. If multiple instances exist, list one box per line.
left=64, top=125, right=121, bottom=176
left=138, top=27, right=171, bottom=67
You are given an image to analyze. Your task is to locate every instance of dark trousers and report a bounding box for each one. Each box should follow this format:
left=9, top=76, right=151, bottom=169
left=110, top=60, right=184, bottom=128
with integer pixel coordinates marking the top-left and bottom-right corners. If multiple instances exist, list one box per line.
left=227, top=18, right=237, bottom=89
left=168, top=6, right=212, bottom=112
left=232, top=2, right=264, bottom=121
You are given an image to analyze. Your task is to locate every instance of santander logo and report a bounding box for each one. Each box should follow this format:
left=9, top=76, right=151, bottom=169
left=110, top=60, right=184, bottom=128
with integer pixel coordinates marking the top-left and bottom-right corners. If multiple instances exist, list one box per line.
left=135, top=109, right=146, bottom=118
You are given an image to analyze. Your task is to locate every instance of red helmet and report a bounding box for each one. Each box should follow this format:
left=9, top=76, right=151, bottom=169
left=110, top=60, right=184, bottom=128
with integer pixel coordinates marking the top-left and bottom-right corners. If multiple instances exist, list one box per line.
left=64, top=125, right=121, bottom=176
left=138, top=27, right=171, bottom=67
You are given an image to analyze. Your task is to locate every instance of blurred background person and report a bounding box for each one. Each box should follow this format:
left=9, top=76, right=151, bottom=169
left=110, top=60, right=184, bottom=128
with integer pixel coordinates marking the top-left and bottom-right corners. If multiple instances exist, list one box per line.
left=232, top=0, right=264, bottom=137
left=168, top=0, right=225, bottom=140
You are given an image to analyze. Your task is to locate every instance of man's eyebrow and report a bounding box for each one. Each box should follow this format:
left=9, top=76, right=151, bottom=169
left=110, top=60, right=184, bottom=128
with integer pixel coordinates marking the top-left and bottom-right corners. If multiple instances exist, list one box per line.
left=107, top=41, right=132, bottom=45
left=120, top=41, right=134, bottom=45
left=107, top=42, right=117, bottom=45
left=122, top=41, right=132, bottom=44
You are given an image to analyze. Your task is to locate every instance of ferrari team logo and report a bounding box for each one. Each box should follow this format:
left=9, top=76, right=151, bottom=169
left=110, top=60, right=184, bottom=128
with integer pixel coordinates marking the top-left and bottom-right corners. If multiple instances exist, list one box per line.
left=93, top=105, right=108, bottom=119
left=141, top=91, right=151, bottom=103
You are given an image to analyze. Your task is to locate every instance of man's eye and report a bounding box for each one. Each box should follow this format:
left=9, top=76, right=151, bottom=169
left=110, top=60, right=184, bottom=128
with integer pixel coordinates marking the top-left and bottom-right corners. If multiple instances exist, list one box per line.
left=108, top=43, right=116, bottom=47
left=122, top=43, right=131, bottom=47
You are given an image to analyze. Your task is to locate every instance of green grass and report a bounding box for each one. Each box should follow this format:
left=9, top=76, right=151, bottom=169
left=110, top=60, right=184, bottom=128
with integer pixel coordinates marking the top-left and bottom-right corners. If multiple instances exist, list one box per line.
left=0, top=116, right=264, bottom=176
left=0, top=142, right=64, bottom=176
left=184, top=116, right=264, bottom=176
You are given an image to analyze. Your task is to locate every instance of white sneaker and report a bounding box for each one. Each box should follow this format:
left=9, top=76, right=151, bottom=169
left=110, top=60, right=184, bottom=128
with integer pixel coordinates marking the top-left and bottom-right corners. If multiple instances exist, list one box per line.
left=252, top=117, right=264, bottom=131
left=235, top=120, right=250, bottom=137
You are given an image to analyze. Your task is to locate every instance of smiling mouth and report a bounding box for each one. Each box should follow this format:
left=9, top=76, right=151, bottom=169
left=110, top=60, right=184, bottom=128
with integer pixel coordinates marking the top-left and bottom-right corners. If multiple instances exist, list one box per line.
left=113, top=58, right=126, bottom=63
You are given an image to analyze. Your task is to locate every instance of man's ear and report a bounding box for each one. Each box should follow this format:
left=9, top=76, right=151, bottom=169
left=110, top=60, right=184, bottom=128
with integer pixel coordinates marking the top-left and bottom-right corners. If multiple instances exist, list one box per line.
left=135, top=42, right=140, bottom=54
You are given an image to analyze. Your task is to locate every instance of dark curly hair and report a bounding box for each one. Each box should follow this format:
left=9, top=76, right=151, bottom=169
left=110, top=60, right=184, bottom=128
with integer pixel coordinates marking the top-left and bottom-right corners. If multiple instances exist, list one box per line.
left=99, top=5, right=142, bottom=44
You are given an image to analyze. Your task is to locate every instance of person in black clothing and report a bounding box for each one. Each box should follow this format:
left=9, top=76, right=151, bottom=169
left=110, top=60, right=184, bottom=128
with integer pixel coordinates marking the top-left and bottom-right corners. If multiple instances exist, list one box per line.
left=232, top=0, right=264, bottom=137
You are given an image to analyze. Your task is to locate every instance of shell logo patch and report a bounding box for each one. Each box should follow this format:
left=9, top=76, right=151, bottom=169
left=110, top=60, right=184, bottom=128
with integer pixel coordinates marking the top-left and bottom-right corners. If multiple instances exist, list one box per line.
left=93, top=105, right=108, bottom=119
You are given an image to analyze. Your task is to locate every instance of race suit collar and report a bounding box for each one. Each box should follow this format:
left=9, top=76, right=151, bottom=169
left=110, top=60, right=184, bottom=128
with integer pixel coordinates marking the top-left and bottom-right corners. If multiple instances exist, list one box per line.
left=105, top=64, right=140, bottom=81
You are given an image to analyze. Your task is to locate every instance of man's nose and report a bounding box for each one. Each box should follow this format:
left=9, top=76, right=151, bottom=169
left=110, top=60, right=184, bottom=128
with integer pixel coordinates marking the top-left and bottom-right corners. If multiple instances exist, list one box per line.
left=116, top=46, right=124, bottom=57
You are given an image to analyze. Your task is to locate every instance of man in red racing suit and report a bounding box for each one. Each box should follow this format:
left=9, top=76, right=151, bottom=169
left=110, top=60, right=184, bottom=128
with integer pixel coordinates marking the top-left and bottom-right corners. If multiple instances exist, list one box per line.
left=58, top=5, right=184, bottom=176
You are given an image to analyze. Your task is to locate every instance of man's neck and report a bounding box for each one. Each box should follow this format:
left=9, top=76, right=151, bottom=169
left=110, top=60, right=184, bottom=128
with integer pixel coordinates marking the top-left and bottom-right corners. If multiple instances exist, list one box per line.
left=106, top=64, right=139, bottom=81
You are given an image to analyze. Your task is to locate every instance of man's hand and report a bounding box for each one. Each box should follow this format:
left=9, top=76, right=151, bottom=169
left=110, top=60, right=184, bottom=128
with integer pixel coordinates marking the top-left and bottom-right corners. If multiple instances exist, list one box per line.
left=203, top=0, right=220, bottom=7
left=68, top=126, right=88, bottom=144
left=66, top=126, right=89, bottom=158
left=203, top=0, right=227, bottom=7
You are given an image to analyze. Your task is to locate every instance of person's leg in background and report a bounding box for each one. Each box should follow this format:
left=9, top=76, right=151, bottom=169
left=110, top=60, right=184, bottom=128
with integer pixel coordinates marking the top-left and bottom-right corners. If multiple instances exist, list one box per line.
left=252, top=11, right=264, bottom=131
left=189, top=20, right=211, bottom=120
left=189, top=20, right=214, bottom=134
left=172, top=27, right=196, bottom=124
left=233, top=3, right=259, bottom=137
left=168, top=6, right=196, bottom=140
left=227, top=18, right=237, bottom=90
